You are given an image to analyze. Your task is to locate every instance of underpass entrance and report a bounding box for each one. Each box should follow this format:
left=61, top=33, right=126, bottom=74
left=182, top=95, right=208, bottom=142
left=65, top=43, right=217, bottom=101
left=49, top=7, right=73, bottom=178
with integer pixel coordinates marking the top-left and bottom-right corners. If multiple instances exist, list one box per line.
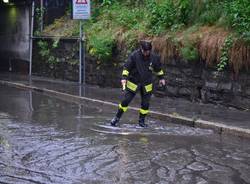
left=0, top=1, right=30, bottom=73
left=0, top=0, right=69, bottom=74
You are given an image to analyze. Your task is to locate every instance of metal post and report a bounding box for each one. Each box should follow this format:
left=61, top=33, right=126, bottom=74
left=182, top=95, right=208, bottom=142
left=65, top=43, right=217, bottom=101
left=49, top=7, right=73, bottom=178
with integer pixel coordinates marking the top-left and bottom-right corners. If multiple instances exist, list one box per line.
left=79, top=21, right=83, bottom=84
left=29, top=0, right=35, bottom=76
left=82, top=23, right=86, bottom=85
left=40, top=0, right=44, bottom=32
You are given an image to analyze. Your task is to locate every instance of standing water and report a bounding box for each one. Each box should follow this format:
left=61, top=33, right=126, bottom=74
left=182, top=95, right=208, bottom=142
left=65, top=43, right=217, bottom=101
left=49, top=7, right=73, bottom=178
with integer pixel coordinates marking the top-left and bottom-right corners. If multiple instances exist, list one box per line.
left=0, top=85, right=250, bottom=184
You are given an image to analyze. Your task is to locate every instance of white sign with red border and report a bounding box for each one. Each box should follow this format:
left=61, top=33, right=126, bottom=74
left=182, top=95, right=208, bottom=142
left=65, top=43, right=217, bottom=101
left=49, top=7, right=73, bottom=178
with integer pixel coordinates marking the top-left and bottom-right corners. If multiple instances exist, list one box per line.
left=72, top=0, right=91, bottom=20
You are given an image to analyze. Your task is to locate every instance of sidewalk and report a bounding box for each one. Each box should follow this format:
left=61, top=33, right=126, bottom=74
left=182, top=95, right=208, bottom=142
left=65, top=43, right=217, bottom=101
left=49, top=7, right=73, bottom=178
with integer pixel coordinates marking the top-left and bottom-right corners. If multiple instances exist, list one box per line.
left=0, top=72, right=250, bottom=138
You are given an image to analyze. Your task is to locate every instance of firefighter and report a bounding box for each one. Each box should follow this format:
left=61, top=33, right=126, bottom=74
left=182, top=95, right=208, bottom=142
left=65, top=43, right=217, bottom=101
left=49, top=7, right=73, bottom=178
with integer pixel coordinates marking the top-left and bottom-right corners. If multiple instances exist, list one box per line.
left=110, top=40, right=166, bottom=127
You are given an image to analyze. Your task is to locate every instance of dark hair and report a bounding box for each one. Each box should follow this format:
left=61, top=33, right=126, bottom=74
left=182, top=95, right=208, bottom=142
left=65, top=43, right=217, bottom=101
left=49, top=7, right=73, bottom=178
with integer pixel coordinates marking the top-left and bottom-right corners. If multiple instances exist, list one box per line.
left=140, top=40, right=152, bottom=51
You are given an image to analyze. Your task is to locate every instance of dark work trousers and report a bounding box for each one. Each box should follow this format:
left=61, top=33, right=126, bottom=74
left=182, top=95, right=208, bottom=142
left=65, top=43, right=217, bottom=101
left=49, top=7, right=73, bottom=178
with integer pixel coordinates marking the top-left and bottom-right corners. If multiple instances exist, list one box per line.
left=116, top=86, right=152, bottom=119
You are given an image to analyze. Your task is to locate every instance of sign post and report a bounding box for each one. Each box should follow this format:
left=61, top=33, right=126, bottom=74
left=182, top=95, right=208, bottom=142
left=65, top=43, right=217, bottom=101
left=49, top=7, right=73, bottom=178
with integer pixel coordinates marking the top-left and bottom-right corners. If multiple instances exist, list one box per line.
left=79, top=21, right=83, bottom=84
left=72, top=0, right=91, bottom=84
left=29, top=0, right=35, bottom=76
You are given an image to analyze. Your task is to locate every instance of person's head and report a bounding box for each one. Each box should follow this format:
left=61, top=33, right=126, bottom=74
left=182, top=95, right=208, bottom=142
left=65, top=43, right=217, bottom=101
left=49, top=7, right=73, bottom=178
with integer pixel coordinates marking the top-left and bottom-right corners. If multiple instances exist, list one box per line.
left=140, top=40, right=152, bottom=57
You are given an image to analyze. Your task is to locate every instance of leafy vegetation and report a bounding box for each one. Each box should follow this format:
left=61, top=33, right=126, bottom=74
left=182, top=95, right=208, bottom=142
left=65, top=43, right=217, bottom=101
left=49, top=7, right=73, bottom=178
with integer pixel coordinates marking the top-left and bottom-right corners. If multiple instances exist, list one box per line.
left=181, top=45, right=199, bottom=62
left=88, top=31, right=115, bottom=62
left=217, top=35, right=234, bottom=72
left=37, top=40, right=60, bottom=66
left=225, top=0, right=250, bottom=41
left=40, top=0, right=250, bottom=72
left=37, top=38, right=79, bottom=67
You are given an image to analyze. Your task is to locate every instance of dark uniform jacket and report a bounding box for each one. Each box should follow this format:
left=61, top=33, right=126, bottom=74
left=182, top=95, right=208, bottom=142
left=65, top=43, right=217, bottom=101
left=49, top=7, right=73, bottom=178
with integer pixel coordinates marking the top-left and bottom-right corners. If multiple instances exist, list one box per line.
left=122, top=49, right=164, bottom=93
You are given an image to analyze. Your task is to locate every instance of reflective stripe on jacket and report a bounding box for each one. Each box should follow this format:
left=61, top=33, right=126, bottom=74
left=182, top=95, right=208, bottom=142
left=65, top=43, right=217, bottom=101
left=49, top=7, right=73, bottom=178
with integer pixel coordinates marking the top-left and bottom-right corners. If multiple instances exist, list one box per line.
left=122, top=49, right=164, bottom=93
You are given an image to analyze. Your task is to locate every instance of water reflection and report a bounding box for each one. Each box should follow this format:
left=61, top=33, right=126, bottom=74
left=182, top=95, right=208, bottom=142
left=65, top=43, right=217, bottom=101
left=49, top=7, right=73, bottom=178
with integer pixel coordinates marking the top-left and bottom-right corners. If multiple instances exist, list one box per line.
left=0, top=86, right=250, bottom=184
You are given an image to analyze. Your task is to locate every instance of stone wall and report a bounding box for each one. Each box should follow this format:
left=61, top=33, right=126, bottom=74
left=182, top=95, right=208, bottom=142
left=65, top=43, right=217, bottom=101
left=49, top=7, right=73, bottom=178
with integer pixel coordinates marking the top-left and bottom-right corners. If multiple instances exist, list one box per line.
left=32, top=40, right=250, bottom=110
left=32, top=39, right=121, bottom=87
left=161, top=59, right=250, bottom=110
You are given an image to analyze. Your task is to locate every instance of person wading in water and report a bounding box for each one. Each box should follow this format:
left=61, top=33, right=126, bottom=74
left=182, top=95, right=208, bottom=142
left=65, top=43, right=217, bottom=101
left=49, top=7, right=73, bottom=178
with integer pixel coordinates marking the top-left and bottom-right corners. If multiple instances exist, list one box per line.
left=110, top=40, right=166, bottom=127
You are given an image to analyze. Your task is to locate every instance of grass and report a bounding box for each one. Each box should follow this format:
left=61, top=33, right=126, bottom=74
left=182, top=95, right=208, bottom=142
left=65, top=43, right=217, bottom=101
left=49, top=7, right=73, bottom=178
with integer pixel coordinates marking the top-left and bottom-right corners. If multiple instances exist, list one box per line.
left=40, top=0, right=250, bottom=73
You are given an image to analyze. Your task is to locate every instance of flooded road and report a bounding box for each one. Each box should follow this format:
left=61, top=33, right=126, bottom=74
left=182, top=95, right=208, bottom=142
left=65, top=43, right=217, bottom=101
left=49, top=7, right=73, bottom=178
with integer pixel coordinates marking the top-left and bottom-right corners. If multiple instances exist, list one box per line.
left=0, top=85, right=250, bottom=184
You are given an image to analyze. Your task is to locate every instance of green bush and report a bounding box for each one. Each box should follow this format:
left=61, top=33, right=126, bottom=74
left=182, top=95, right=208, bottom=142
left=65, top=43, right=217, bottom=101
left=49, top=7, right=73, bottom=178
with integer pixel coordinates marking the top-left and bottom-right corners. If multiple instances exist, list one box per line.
left=181, top=45, right=199, bottom=62
left=146, top=0, right=177, bottom=34
left=116, top=6, right=143, bottom=29
left=82, top=0, right=250, bottom=65
left=176, top=0, right=194, bottom=25
left=197, top=1, right=224, bottom=26
left=37, top=40, right=60, bottom=65
left=225, top=0, right=250, bottom=40
left=88, top=31, right=115, bottom=62
left=145, top=0, right=223, bottom=34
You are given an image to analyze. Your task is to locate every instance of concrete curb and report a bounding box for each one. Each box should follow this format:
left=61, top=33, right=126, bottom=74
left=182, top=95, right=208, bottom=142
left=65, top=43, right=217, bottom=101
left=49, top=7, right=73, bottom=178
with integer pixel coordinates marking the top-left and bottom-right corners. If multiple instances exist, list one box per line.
left=1, top=80, right=250, bottom=139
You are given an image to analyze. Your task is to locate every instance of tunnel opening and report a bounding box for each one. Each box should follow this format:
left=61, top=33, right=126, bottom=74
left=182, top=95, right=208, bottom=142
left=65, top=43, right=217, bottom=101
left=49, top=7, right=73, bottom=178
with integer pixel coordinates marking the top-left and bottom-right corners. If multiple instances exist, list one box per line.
left=0, top=0, right=31, bottom=74
left=0, top=0, right=69, bottom=74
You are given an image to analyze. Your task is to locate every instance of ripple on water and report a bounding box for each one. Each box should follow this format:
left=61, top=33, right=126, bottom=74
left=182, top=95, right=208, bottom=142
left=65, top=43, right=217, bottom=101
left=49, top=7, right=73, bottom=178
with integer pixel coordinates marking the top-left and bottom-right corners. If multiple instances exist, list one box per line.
left=90, top=120, right=214, bottom=136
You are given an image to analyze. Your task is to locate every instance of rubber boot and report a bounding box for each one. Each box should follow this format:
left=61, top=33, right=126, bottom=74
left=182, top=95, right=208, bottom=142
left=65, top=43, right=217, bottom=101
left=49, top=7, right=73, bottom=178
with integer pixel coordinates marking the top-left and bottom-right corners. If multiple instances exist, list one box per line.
left=138, top=116, right=148, bottom=128
left=110, top=108, right=123, bottom=127
left=110, top=116, right=120, bottom=127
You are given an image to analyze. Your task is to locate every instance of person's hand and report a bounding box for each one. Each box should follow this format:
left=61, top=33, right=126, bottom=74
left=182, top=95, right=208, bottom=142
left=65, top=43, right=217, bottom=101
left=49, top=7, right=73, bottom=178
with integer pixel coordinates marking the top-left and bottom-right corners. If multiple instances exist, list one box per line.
left=121, top=79, right=127, bottom=91
left=159, top=79, right=166, bottom=87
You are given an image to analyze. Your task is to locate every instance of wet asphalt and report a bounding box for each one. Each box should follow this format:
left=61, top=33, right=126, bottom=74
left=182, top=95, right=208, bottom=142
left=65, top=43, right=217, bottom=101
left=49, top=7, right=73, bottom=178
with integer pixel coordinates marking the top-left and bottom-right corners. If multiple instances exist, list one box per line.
left=1, top=73, right=250, bottom=130
left=0, top=85, right=250, bottom=184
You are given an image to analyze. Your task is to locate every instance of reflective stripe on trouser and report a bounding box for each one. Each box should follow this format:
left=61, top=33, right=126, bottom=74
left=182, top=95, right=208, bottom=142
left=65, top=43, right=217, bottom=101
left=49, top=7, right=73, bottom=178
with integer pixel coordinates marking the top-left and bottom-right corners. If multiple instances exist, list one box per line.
left=116, top=87, right=151, bottom=119
left=140, top=91, right=151, bottom=118
left=145, top=83, right=153, bottom=93
left=119, top=104, right=128, bottom=112
left=126, top=81, right=138, bottom=92
left=139, top=108, right=149, bottom=115
left=116, top=91, right=136, bottom=118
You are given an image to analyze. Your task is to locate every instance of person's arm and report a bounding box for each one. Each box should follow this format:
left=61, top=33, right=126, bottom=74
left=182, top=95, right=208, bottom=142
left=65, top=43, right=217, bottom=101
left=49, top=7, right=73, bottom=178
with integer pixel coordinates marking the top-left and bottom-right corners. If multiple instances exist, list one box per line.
left=153, top=56, right=166, bottom=86
left=121, top=54, right=134, bottom=90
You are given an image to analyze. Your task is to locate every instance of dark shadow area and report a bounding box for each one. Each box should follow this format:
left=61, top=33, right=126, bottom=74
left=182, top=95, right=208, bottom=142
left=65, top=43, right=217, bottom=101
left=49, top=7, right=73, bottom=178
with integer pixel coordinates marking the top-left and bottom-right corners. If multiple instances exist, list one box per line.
left=0, top=0, right=69, bottom=73
left=0, top=0, right=30, bottom=73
